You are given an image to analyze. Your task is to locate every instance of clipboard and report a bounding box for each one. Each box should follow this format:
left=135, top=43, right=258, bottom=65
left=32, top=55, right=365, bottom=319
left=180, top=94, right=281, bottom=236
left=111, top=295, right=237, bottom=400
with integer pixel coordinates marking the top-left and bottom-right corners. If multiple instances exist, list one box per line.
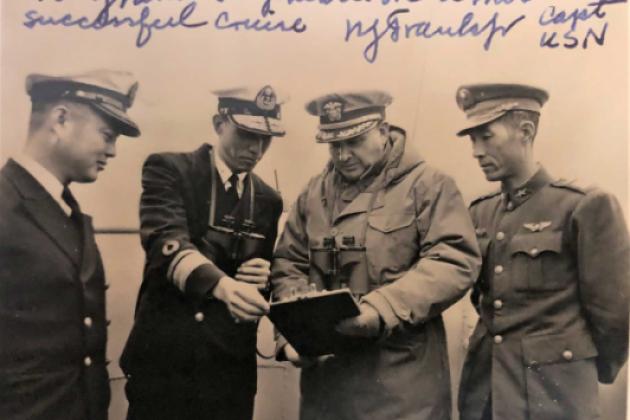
left=268, top=288, right=361, bottom=357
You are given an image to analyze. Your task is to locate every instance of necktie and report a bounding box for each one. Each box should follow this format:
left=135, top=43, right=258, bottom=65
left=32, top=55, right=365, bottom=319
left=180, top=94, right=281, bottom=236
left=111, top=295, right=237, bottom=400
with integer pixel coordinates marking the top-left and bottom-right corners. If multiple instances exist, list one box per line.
left=61, top=186, right=82, bottom=223
left=224, top=173, right=240, bottom=211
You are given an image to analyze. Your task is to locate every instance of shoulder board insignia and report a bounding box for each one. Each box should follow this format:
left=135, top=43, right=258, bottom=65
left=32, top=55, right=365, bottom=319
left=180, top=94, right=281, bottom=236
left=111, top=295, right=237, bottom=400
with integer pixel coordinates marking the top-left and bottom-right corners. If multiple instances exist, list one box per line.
left=470, top=190, right=502, bottom=207
left=550, top=179, right=587, bottom=195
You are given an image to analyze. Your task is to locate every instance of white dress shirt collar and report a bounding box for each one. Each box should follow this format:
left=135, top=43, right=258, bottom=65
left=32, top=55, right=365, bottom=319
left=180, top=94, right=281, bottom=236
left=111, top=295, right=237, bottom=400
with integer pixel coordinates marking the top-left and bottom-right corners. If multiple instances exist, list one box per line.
left=213, top=151, right=247, bottom=198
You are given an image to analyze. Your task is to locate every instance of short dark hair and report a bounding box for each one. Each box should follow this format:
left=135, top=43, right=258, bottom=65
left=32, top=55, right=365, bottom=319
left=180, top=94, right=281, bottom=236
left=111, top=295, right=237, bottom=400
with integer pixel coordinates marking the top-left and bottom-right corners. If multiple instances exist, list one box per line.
left=500, top=110, right=540, bottom=141
left=28, top=100, right=56, bottom=134
left=502, top=110, right=540, bottom=129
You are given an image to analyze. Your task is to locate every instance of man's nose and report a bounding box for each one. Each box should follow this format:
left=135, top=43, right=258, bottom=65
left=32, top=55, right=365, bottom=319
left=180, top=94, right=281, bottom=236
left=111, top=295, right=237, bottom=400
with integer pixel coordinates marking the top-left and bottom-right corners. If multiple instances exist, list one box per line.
left=336, top=143, right=351, bottom=161
left=472, top=139, right=485, bottom=159
left=249, top=138, right=264, bottom=156
left=105, top=141, right=117, bottom=158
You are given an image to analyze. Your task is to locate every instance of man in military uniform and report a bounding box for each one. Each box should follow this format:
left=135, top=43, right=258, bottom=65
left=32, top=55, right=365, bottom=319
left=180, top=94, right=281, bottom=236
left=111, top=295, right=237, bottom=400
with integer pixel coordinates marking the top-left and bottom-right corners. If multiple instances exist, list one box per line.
left=455, top=83, right=630, bottom=420
left=0, top=70, right=141, bottom=420
left=271, top=91, right=481, bottom=419
left=120, top=86, right=285, bottom=420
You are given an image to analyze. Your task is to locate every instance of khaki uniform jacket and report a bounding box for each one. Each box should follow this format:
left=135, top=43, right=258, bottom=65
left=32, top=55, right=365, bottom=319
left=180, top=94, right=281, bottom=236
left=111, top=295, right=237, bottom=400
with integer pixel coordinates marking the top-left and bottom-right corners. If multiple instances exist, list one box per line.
left=458, top=167, right=630, bottom=420
left=272, top=130, right=481, bottom=420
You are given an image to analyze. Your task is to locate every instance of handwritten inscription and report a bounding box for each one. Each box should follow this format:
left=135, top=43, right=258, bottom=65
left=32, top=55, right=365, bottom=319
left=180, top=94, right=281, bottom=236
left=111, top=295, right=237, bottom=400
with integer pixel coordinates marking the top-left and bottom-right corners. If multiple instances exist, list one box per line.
left=538, top=0, right=622, bottom=49
left=22, top=0, right=627, bottom=61
left=345, top=8, right=525, bottom=63
left=24, top=0, right=208, bottom=47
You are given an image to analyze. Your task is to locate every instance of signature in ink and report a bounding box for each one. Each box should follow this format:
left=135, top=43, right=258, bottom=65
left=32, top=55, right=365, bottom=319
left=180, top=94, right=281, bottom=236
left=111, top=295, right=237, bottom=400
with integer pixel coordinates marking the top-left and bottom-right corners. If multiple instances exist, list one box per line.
left=345, top=8, right=525, bottom=63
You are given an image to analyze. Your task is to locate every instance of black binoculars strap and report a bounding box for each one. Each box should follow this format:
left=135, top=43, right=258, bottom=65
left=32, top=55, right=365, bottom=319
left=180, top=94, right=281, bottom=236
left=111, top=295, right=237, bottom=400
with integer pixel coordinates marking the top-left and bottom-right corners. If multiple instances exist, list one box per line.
left=209, top=149, right=256, bottom=227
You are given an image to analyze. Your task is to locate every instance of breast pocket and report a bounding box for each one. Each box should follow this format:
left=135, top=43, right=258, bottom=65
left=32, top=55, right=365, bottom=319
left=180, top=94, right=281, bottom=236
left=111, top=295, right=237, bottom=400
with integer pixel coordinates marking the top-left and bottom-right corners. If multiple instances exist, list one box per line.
left=367, top=211, right=417, bottom=274
left=509, top=231, right=564, bottom=292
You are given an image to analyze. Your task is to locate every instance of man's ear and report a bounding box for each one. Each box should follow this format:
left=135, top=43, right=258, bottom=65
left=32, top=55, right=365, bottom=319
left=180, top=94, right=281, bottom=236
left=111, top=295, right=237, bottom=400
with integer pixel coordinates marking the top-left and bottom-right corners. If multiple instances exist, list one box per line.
left=378, top=121, right=390, bottom=136
left=519, top=120, right=536, bottom=144
left=212, top=114, right=225, bottom=135
left=49, top=104, right=70, bottom=139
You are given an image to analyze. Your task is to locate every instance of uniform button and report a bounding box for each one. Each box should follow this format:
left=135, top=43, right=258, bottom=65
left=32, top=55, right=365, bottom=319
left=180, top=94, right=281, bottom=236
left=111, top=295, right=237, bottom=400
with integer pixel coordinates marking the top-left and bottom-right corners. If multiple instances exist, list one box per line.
left=506, top=202, right=514, bottom=211
left=562, top=350, right=574, bottom=361
left=104, top=283, right=110, bottom=290
left=83, top=317, right=93, bottom=328
left=494, top=265, right=504, bottom=274
left=106, top=319, right=112, bottom=327
left=530, top=248, right=539, bottom=257
left=496, top=232, right=505, bottom=241
left=84, top=356, right=92, bottom=367
left=330, top=228, right=338, bottom=236
left=494, top=335, right=503, bottom=344
left=493, top=299, right=503, bottom=309
left=194, top=312, right=204, bottom=322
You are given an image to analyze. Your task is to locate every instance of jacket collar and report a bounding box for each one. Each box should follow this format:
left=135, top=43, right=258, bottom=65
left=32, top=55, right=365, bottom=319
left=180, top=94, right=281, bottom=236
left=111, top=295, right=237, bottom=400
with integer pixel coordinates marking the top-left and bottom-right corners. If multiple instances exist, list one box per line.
left=3, top=159, right=82, bottom=267
left=501, top=165, right=552, bottom=210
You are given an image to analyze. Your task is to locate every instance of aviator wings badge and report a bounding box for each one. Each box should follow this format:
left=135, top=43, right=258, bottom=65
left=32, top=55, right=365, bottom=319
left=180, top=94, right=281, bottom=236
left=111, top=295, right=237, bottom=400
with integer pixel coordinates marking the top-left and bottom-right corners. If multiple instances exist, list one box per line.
left=523, top=221, right=552, bottom=232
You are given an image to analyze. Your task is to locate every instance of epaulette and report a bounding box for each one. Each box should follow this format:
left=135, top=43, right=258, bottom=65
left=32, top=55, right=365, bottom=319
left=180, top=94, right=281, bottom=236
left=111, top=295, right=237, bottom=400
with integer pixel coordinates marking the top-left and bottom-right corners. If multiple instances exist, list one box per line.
left=550, top=178, right=588, bottom=195
left=469, top=190, right=501, bottom=207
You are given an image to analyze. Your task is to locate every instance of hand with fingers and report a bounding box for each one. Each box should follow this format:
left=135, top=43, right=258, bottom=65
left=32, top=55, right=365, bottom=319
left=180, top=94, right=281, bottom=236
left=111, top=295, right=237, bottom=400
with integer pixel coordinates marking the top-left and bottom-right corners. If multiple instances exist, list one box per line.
left=211, top=275, right=270, bottom=323
left=335, top=304, right=382, bottom=338
left=283, top=343, right=333, bottom=368
left=235, top=258, right=271, bottom=290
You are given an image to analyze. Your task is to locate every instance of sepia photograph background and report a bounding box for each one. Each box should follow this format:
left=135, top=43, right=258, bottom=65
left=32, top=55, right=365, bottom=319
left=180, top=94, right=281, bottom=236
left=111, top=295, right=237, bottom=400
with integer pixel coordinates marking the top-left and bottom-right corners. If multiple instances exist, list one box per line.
left=1, top=1, right=628, bottom=419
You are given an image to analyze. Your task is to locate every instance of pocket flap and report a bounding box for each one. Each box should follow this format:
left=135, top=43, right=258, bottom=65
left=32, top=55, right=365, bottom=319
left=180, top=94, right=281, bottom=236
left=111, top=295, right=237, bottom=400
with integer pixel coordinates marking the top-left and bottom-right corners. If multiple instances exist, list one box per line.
left=509, top=232, right=562, bottom=257
left=522, top=332, right=598, bottom=366
left=368, top=211, right=415, bottom=233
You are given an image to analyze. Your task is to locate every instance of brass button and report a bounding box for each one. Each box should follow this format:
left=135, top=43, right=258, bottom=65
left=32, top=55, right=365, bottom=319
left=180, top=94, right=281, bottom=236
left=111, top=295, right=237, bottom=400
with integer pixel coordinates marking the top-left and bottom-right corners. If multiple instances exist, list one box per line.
left=496, top=232, right=505, bottom=241
left=493, top=299, right=503, bottom=309
left=494, top=335, right=503, bottom=344
left=530, top=248, right=539, bottom=257
left=84, top=356, right=92, bottom=367
left=83, top=317, right=93, bottom=328
left=194, top=312, right=205, bottom=322
left=562, top=350, right=574, bottom=361
left=494, top=265, right=504, bottom=274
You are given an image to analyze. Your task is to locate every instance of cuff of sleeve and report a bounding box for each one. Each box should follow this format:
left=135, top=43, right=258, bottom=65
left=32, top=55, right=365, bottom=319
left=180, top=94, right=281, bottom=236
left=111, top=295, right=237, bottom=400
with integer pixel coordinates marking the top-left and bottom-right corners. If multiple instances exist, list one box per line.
left=361, top=291, right=401, bottom=336
left=185, top=263, right=227, bottom=300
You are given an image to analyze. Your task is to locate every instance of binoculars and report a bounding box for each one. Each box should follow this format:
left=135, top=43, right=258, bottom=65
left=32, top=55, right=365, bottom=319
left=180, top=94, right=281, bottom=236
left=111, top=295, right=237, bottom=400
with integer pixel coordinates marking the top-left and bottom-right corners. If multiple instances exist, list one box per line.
left=309, top=236, right=369, bottom=296
left=200, top=215, right=267, bottom=276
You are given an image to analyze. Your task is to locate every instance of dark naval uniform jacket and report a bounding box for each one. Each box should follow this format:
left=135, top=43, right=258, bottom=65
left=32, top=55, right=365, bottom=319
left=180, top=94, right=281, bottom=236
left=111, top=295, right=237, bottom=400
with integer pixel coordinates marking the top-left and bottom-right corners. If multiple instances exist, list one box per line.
left=458, top=167, right=629, bottom=420
left=0, top=159, right=110, bottom=420
left=120, top=143, right=282, bottom=406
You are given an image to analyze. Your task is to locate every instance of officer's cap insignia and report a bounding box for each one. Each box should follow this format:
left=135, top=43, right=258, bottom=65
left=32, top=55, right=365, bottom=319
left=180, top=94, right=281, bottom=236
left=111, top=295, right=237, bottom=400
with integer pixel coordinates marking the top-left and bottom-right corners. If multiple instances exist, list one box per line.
left=456, top=88, right=473, bottom=110
left=323, top=101, right=343, bottom=122
left=255, top=85, right=277, bottom=111
left=523, top=221, right=551, bottom=232
left=162, top=240, right=180, bottom=256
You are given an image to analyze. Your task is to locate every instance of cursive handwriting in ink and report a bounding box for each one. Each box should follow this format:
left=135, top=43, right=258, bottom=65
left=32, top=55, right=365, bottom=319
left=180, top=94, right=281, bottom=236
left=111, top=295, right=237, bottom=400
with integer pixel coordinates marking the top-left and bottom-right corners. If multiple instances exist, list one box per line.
left=538, top=0, right=624, bottom=49
left=214, top=1, right=307, bottom=33
left=24, top=0, right=208, bottom=48
left=346, top=8, right=525, bottom=63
